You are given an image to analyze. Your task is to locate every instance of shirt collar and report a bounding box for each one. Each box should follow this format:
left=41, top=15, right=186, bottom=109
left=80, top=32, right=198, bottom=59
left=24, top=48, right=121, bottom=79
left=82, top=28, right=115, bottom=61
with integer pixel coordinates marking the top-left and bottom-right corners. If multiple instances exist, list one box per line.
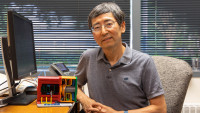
left=96, top=43, right=132, bottom=65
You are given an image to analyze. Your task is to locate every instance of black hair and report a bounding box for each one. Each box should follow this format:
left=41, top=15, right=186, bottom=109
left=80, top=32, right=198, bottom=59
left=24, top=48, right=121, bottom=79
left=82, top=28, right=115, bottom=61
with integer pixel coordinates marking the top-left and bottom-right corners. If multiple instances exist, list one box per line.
left=88, top=2, right=125, bottom=30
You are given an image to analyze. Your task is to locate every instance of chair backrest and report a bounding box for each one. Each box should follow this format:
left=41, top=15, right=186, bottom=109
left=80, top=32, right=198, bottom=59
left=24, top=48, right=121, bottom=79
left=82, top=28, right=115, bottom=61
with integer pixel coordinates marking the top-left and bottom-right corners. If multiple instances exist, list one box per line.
left=152, top=56, right=193, bottom=113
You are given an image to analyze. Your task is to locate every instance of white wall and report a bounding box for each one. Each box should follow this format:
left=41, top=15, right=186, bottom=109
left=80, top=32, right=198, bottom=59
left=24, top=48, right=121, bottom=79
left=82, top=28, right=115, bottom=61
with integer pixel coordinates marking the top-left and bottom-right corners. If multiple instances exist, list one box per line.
left=184, top=77, right=200, bottom=104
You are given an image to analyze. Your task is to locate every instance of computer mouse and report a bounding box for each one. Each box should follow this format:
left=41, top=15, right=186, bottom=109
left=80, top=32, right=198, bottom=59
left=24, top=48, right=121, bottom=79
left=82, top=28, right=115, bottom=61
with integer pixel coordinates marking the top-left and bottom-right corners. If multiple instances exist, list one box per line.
left=24, top=86, right=37, bottom=95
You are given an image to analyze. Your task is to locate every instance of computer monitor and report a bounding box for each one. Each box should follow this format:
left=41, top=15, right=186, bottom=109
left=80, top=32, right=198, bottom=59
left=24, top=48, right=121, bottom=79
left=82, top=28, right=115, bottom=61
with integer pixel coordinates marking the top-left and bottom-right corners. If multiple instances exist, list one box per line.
left=0, top=10, right=37, bottom=106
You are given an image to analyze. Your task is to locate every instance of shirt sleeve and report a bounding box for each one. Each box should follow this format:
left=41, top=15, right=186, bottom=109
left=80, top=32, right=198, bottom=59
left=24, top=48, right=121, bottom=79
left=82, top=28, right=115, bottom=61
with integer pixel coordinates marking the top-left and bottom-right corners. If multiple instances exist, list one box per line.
left=75, top=51, right=88, bottom=86
left=142, top=56, right=164, bottom=100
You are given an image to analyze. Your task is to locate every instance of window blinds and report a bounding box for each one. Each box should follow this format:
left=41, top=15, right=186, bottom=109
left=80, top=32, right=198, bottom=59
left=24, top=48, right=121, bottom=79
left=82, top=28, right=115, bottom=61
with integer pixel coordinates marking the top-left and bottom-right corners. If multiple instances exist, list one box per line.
left=141, top=0, right=200, bottom=65
left=0, top=0, right=130, bottom=70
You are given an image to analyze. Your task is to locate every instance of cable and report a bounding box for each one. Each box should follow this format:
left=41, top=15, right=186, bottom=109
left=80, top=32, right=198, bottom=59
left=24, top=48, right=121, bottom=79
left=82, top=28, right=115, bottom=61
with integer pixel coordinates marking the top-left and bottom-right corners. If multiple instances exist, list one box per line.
left=17, top=80, right=21, bottom=86
left=0, top=80, right=7, bottom=86
left=0, top=87, right=8, bottom=92
left=25, top=77, right=38, bottom=84
left=16, top=79, right=37, bottom=91
left=34, top=71, right=43, bottom=82
left=44, top=70, right=46, bottom=76
left=20, top=79, right=37, bottom=86
left=37, top=71, right=42, bottom=76
left=0, top=80, right=21, bottom=96
left=0, top=84, right=15, bottom=96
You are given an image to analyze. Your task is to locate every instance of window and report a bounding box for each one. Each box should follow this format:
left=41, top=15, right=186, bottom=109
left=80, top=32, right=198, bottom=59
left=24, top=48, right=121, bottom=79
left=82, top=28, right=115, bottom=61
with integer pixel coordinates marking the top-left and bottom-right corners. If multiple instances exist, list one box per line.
left=0, top=0, right=130, bottom=71
left=141, top=0, right=200, bottom=65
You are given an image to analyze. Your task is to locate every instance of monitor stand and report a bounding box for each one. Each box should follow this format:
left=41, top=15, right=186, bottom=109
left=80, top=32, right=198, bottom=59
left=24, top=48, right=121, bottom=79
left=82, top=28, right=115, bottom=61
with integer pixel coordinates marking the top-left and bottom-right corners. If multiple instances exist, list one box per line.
left=8, top=91, right=37, bottom=105
left=0, top=92, right=37, bottom=106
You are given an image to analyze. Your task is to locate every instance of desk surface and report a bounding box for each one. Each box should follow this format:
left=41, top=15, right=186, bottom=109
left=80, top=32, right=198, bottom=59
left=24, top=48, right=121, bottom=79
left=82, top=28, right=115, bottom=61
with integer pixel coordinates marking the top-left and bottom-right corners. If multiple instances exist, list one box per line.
left=0, top=100, right=71, bottom=113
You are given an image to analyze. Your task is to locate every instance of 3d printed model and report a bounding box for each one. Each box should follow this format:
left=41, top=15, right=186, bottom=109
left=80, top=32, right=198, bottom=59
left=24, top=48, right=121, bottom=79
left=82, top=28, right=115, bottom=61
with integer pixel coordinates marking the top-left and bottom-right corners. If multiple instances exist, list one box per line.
left=37, top=76, right=77, bottom=107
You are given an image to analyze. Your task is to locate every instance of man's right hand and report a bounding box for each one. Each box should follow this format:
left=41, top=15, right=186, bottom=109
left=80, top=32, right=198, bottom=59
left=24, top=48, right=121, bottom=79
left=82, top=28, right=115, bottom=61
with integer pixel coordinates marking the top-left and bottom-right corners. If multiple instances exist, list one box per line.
left=80, top=97, right=101, bottom=113
left=77, top=86, right=101, bottom=113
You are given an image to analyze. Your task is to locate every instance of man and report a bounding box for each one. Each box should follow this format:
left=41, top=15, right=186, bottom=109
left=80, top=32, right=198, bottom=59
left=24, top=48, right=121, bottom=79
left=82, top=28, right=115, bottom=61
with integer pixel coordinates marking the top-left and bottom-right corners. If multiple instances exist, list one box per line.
left=75, top=2, right=167, bottom=113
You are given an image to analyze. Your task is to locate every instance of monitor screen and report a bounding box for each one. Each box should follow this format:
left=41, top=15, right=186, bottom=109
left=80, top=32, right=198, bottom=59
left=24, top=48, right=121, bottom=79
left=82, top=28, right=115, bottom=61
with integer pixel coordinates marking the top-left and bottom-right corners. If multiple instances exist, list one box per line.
left=7, top=10, right=37, bottom=79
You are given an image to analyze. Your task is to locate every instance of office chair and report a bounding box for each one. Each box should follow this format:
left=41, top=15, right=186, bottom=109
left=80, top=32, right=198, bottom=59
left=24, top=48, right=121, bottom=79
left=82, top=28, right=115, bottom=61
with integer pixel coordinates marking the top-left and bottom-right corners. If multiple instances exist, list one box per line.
left=152, top=56, right=193, bottom=113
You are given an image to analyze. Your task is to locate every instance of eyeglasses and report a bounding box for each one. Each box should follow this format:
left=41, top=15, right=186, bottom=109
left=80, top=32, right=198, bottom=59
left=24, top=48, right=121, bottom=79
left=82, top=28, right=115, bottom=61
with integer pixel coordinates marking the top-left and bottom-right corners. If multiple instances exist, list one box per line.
left=91, top=21, right=117, bottom=33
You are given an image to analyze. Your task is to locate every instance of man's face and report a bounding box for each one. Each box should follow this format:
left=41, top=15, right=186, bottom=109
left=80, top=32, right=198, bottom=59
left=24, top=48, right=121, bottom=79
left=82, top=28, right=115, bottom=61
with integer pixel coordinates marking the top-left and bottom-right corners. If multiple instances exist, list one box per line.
left=91, top=12, right=125, bottom=49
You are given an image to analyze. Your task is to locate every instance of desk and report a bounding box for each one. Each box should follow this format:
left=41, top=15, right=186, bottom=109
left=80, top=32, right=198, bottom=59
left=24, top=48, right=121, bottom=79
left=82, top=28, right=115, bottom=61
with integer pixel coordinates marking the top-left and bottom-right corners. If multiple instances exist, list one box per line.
left=0, top=100, right=76, bottom=113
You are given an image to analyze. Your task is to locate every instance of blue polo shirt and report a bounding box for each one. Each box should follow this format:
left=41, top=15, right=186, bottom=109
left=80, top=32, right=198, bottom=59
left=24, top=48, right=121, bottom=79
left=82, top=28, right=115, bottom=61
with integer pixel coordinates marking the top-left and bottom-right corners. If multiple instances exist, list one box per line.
left=75, top=43, right=164, bottom=110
